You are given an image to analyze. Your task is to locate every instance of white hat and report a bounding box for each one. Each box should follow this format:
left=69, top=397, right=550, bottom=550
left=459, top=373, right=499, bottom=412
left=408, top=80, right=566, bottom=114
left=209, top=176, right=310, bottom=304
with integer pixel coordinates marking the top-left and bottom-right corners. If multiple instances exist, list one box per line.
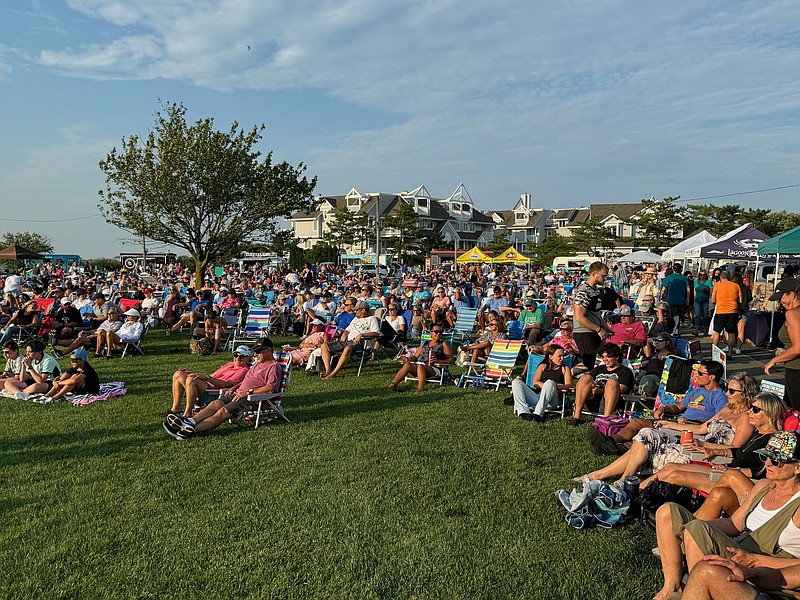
left=311, top=318, right=325, bottom=325
left=60, top=297, right=71, bottom=305
left=123, top=309, right=141, bottom=317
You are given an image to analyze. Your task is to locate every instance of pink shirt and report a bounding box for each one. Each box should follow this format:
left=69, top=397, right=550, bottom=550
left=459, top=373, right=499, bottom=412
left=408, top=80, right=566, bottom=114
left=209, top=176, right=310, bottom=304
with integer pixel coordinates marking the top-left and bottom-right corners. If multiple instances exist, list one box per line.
left=609, top=321, right=646, bottom=346
left=236, top=359, right=282, bottom=393
left=209, top=362, right=250, bottom=389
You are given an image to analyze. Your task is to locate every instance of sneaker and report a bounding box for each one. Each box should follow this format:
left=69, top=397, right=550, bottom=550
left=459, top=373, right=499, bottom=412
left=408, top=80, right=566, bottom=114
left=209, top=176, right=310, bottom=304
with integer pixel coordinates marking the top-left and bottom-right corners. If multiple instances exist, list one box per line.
left=162, top=421, right=189, bottom=441
left=166, top=413, right=196, bottom=434
left=14, top=391, right=30, bottom=400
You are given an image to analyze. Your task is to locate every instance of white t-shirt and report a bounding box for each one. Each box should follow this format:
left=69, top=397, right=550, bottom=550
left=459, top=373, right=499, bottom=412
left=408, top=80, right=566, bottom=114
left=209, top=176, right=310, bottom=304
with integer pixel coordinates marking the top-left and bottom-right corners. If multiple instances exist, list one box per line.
left=387, top=315, right=406, bottom=332
left=346, top=316, right=380, bottom=336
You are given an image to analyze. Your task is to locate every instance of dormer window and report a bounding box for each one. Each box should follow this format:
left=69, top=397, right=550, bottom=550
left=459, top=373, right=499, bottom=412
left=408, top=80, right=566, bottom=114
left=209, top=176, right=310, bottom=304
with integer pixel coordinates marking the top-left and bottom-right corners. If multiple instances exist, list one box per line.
left=515, top=212, right=527, bottom=224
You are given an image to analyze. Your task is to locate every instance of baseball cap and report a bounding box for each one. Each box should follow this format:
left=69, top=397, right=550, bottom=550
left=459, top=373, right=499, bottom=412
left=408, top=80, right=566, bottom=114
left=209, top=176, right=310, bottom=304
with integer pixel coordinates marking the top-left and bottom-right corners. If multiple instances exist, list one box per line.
left=619, top=305, right=633, bottom=316
left=769, top=278, right=799, bottom=302
left=233, top=345, right=252, bottom=357
left=354, top=300, right=369, bottom=311
left=311, top=318, right=325, bottom=325
left=60, top=297, right=71, bottom=305
left=70, top=348, right=88, bottom=361
left=756, top=431, right=800, bottom=463
left=251, top=337, right=274, bottom=353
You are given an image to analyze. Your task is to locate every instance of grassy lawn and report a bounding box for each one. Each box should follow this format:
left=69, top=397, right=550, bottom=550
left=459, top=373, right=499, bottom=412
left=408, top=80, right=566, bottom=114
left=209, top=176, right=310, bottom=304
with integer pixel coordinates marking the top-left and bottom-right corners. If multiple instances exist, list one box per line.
left=1, top=332, right=661, bottom=599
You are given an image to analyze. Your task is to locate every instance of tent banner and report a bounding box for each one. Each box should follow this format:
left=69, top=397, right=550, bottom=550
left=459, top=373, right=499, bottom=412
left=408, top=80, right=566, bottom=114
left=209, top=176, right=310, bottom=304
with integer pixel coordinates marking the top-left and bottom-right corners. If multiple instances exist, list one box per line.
left=492, top=246, right=530, bottom=263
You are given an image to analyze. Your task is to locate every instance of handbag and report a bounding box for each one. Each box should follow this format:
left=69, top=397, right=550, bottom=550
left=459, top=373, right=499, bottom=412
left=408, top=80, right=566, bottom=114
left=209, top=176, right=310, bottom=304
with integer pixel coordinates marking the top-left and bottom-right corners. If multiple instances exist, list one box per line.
left=591, top=415, right=629, bottom=437
left=637, top=479, right=703, bottom=528
left=189, top=337, right=213, bottom=355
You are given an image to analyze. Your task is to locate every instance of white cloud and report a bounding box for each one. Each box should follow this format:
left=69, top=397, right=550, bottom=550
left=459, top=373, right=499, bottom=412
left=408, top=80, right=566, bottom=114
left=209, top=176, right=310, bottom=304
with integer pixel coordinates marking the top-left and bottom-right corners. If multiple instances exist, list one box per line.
left=25, top=0, right=800, bottom=214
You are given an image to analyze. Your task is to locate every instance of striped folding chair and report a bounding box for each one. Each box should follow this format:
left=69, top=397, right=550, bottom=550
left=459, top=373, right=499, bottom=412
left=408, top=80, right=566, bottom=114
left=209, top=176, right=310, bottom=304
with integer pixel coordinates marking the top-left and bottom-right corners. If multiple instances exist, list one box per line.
left=231, top=306, right=272, bottom=346
left=449, top=307, right=478, bottom=345
left=458, top=340, right=524, bottom=391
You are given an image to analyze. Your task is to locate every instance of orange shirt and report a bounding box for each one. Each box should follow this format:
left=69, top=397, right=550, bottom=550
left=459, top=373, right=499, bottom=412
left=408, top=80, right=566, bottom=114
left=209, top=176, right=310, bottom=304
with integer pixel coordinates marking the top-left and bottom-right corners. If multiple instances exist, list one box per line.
left=711, top=280, right=741, bottom=314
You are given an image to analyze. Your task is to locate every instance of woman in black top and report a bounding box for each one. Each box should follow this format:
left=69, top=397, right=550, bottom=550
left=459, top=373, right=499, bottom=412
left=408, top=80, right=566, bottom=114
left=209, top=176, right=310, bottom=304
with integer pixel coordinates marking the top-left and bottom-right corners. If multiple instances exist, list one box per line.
left=510, top=344, right=572, bottom=422
left=388, top=326, right=453, bottom=393
left=649, top=392, right=786, bottom=519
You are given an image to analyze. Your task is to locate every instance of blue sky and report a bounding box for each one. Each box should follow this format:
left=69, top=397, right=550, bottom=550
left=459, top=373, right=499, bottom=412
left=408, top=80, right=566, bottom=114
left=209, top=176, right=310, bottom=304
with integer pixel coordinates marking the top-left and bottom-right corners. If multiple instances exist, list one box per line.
left=2, top=0, right=800, bottom=258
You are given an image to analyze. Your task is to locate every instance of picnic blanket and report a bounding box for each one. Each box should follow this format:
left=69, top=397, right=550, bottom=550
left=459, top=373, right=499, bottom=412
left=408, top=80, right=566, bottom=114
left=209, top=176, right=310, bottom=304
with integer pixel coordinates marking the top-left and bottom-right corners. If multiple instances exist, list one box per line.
left=0, top=382, right=127, bottom=406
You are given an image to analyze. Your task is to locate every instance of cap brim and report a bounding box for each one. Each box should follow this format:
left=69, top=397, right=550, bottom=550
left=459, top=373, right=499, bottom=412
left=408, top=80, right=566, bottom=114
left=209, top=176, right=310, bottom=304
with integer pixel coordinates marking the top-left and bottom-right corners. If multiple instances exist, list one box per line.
left=768, top=291, right=785, bottom=301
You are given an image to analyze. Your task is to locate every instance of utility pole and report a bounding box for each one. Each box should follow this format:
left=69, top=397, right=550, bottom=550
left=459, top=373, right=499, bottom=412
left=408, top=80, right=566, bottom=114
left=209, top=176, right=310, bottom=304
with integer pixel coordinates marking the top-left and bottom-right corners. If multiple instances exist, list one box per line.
left=375, top=195, right=380, bottom=266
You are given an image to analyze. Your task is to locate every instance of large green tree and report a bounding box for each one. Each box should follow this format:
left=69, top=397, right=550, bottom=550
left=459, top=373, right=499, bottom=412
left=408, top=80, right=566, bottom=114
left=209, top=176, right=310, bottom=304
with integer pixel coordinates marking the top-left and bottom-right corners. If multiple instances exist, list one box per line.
left=97, top=102, right=316, bottom=284
left=1, top=231, right=54, bottom=254
left=527, top=232, right=574, bottom=268
left=326, top=207, right=358, bottom=252
left=629, top=196, right=684, bottom=252
left=570, top=217, right=615, bottom=258
left=485, top=230, right=512, bottom=256
left=383, top=200, right=421, bottom=262
left=683, top=203, right=800, bottom=237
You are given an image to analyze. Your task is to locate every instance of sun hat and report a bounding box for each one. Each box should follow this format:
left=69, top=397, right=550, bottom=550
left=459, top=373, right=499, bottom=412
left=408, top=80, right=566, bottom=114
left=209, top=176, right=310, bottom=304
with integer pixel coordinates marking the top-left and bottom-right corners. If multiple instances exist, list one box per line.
left=769, top=278, right=799, bottom=302
left=756, top=431, right=800, bottom=463
left=123, top=309, right=141, bottom=317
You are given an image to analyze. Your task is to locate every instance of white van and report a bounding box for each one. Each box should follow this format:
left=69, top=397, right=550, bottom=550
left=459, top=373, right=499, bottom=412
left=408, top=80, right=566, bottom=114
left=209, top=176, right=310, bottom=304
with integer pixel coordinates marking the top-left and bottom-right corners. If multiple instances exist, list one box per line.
left=552, top=256, right=592, bottom=271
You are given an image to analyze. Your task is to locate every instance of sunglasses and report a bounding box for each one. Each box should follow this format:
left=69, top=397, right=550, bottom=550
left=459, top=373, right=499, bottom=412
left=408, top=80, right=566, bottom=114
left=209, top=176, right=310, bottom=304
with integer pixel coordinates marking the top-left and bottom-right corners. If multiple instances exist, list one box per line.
left=768, top=457, right=796, bottom=467
left=654, top=338, right=667, bottom=343
left=560, top=327, right=572, bottom=331
left=726, top=387, right=743, bottom=395
left=431, top=330, right=443, bottom=334
left=750, top=405, right=763, bottom=414
left=233, top=353, right=248, bottom=359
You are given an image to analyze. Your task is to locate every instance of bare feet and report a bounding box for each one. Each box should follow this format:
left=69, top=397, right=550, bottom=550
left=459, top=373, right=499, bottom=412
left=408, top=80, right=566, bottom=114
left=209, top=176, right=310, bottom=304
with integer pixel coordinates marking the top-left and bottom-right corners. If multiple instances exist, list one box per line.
left=652, top=586, right=681, bottom=600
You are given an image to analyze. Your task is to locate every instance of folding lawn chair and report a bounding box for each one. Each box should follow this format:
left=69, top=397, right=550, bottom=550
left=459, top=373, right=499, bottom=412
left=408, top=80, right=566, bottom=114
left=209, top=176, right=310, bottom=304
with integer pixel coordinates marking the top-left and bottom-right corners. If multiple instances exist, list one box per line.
left=401, top=333, right=454, bottom=387
left=623, top=354, right=698, bottom=413
left=449, top=307, right=478, bottom=345
left=231, top=306, right=272, bottom=347
left=120, top=321, right=150, bottom=358
left=458, top=340, right=524, bottom=391
left=523, top=353, right=570, bottom=418
left=234, top=352, right=292, bottom=427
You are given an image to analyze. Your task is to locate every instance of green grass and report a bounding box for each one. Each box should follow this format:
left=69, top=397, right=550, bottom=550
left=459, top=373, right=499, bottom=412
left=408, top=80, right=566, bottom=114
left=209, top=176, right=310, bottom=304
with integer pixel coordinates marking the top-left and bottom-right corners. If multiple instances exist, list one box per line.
left=1, top=332, right=661, bottom=599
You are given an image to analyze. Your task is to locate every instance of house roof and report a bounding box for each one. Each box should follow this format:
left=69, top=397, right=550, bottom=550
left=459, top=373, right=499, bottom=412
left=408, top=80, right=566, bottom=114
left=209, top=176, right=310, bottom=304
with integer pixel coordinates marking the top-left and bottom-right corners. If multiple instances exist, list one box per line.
left=566, top=208, right=591, bottom=226
left=589, top=203, right=642, bottom=222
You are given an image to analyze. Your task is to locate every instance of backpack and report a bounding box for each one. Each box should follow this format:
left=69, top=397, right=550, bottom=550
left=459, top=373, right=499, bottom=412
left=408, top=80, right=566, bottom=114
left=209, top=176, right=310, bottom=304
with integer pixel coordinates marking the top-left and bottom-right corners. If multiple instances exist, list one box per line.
left=189, top=337, right=213, bottom=355
left=637, top=479, right=703, bottom=528
left=785, top=409, right=800, bottom=432
left=591, top=415, right=629, bottom=437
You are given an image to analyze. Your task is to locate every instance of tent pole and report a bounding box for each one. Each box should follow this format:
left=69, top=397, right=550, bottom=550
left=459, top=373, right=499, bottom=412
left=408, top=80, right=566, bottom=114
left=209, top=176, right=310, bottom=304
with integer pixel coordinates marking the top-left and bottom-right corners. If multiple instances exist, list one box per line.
left=769, top=252, right=779, bottom=344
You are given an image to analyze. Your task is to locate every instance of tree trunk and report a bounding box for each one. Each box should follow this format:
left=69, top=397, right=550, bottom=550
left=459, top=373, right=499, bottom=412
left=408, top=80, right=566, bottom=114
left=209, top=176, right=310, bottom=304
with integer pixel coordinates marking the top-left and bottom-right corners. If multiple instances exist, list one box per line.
left=194, top=258, right=207, bottom=289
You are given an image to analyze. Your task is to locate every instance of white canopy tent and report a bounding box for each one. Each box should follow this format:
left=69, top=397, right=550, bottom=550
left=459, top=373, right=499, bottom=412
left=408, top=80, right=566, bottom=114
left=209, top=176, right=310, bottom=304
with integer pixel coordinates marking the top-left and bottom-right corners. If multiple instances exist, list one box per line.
left=618, top=250, right=663, bottom=264
left=661, top=230, right=717, bottom=262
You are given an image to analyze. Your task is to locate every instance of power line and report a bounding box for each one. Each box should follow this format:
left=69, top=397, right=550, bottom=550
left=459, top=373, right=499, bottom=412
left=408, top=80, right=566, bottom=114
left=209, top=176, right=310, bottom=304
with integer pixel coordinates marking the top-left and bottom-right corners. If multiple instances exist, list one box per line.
left=2, top=214, right=103, bottom=223
left=678, top=183, right=800, bottom=203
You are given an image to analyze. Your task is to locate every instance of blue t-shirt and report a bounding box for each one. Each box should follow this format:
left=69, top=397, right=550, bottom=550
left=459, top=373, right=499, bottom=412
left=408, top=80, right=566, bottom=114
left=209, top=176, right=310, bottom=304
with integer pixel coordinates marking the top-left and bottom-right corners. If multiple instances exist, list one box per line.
left=334, top=311, right=356, bottom=330
left=662, top=273, right=689, bottom=306
left=681, top=387, right=728, bottom=422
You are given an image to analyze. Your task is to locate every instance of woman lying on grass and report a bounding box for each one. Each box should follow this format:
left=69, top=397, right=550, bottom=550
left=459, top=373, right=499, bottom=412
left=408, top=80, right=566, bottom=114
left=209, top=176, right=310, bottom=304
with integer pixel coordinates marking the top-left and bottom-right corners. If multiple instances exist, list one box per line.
left=652, top=431, right=800, bottom=600
left=648, top=393, right=786, bottom=520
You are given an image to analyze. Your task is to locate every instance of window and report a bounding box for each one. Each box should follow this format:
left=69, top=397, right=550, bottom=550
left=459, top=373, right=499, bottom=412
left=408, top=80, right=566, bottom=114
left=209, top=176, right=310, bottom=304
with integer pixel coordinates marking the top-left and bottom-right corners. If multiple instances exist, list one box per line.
left=515, top=212, right=527, bottom=224
left=417, top=198, right=427, bottom=208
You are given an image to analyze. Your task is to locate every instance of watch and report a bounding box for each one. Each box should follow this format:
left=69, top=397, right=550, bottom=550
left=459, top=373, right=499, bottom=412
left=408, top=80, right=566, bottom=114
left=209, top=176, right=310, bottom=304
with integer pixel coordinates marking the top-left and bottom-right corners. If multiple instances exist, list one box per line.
left=248, top=388, right=254, bottom=395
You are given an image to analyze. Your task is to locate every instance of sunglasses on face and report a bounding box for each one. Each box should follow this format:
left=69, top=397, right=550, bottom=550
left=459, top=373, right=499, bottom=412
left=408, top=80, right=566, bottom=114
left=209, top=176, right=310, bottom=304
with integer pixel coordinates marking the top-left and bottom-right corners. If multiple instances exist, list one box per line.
left=750, top=405, right=763, bottom=414
left=431, top=330, right=443, bottom=334
left=233, top=353, right=248, bottom=359
left=726, top=387, right=743, bottom=395
left=697, top=370, right=708, bottom=376
left=768, top=456, right=796, bottom=467
left=654, top=338, right=667, bottom=343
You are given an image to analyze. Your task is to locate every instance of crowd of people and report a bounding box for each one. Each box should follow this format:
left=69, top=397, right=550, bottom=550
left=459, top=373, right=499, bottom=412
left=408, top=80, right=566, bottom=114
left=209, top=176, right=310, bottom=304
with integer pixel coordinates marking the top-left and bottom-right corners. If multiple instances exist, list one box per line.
left=3, top=255, right=800, bottom=597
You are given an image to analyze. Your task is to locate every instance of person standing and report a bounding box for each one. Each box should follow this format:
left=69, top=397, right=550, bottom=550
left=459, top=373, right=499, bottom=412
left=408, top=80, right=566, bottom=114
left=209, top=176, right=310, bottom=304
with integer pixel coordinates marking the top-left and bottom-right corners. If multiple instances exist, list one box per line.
left=660, top=263, right=690, bottom=336
left=711, top=270, right=742, bottom=353
left=694, top=271, right=713, bottom=334
left=765, top=278, right=800, bottom=409
left=572, top=261, right=612, bottom=369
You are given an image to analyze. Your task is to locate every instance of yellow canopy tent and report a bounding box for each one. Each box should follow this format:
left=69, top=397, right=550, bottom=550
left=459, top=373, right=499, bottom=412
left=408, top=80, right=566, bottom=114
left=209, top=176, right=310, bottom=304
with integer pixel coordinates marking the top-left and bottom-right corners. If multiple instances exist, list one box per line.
left=491, top=246, right=530, bottom=264
left=456, top=246, right=492, bottom=263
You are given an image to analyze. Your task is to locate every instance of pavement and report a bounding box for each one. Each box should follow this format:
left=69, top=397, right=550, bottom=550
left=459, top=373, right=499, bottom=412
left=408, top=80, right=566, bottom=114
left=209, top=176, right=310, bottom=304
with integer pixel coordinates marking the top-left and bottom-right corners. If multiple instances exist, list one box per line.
left=677, top=327, right=784, bottom=386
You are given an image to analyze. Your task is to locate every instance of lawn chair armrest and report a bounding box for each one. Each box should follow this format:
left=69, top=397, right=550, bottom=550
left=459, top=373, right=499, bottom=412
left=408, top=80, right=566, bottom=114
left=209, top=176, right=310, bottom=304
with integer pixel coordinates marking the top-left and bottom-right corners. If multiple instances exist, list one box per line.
left=462, top=361, right=483, bottom=367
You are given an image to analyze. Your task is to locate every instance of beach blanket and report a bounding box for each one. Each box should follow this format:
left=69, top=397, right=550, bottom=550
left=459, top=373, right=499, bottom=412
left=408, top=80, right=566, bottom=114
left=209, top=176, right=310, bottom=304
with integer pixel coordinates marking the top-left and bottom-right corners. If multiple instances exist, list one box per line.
left=0, top=382, right=127, bottom=406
